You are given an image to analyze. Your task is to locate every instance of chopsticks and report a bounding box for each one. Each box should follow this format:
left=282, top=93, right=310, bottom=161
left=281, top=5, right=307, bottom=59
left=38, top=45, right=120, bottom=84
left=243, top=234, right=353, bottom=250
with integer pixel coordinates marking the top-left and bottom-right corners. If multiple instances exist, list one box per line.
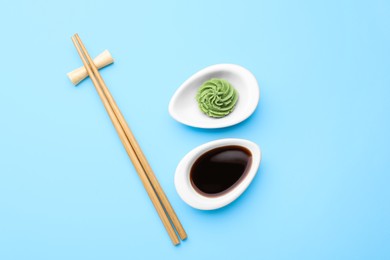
left=71, top=34, right=187, bottom=245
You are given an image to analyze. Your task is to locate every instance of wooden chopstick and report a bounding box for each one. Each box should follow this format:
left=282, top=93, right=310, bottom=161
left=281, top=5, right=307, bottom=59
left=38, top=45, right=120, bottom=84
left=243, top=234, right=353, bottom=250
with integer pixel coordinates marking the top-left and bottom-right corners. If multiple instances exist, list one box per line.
left=73, top=34, right=188, bottom=241
left=71, top=35, right=182, bottom=245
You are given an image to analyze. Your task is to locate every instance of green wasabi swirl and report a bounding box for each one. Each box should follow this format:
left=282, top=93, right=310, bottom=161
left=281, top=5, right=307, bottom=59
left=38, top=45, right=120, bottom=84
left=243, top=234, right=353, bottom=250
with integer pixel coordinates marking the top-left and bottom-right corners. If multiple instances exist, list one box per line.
left=196, top=78, right=239, bottom=118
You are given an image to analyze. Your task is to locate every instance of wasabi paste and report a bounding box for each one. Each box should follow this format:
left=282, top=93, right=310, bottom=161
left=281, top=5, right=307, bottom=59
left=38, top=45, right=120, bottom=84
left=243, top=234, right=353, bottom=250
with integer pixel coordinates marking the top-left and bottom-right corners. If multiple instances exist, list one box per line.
left=196, top=78, right=238, bottom=118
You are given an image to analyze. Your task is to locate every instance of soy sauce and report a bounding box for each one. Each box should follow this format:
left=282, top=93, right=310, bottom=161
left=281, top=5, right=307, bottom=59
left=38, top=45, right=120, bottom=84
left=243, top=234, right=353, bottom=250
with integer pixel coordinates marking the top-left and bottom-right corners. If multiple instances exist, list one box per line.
left=190, top=145, right=252, bottom=197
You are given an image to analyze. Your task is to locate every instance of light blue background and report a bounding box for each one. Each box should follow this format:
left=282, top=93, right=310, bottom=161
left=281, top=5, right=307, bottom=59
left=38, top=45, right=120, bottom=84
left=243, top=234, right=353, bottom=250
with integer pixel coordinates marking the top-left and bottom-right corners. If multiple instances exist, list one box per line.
left=0, top=0, right=389, bottom=259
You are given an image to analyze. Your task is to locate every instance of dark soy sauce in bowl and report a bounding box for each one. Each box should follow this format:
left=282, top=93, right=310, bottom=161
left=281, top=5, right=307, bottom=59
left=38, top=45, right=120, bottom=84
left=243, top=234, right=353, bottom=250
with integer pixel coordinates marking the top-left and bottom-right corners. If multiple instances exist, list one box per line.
left=190, top=146, right=252, bottom=197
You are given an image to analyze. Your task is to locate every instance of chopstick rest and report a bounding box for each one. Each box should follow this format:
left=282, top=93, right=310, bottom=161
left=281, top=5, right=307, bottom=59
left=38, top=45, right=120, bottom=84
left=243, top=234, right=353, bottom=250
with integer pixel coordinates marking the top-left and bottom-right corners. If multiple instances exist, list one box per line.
left=67, top=50, right=114, bottom=85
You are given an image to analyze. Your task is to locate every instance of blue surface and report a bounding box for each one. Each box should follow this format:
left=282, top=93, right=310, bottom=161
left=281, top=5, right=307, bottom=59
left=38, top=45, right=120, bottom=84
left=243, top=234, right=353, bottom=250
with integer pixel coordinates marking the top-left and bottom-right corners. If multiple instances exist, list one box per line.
left=0, top=0, right=389, bottom=259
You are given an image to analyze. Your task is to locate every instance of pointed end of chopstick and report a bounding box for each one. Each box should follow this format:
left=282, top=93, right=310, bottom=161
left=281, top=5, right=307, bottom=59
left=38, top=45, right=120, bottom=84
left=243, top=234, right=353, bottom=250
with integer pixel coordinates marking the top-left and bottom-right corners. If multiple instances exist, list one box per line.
left=180, top=233, right=188, bottom=241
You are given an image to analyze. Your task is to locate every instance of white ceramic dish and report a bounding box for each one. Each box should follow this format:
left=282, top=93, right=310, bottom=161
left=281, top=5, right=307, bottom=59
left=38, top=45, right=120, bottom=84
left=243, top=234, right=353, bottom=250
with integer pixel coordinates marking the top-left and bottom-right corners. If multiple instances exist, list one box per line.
left=174, top=138, right=261, bottom=210
left=168, top=64, right=260, bottom=129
